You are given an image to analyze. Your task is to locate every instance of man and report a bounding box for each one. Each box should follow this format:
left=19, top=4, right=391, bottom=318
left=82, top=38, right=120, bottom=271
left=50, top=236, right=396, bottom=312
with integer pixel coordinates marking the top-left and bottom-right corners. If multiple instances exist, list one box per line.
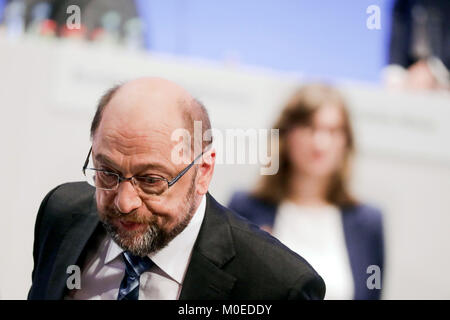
left=28, top=77, right=325, bottom=300
left=385, top=0, right=450, bottom=90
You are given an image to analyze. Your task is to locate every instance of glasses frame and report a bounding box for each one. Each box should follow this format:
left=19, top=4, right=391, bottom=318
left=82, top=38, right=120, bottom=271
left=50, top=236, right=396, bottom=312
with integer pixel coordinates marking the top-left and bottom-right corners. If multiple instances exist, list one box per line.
left=82, top=146, right=207, bottom=193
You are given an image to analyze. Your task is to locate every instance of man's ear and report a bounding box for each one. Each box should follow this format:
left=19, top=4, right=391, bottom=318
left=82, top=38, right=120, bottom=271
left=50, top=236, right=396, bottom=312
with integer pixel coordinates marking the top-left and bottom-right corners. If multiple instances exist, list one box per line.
left=196, top=148, right=216, bottom=195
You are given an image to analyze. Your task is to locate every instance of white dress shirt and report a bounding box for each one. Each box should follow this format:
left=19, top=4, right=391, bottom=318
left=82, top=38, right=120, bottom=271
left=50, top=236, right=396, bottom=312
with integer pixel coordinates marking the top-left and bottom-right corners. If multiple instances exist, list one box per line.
left=272, top=201, right=354, bottom=300
left=66, top=195, right=206, bottom=300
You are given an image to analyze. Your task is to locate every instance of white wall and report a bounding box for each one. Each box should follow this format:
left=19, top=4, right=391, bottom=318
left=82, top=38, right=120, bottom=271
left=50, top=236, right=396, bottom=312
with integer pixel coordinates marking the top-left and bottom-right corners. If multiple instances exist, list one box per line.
left=1, top=37, right=449, bottom=299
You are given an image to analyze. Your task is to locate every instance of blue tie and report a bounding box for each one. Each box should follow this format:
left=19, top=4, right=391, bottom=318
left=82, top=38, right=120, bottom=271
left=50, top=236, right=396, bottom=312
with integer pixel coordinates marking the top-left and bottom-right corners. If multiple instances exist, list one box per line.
left=117, top=251, right=154, bottom=300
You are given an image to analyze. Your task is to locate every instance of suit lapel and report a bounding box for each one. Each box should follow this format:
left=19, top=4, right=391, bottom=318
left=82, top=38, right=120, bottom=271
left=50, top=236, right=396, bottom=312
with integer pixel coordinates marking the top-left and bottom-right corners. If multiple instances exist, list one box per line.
left=341, top=207, right=362, bottom=299
left=45, top=196, right=100, bottom=299
left=45, top=191, right=236, bottom=299
left=179, top=193, right=236, bottom=299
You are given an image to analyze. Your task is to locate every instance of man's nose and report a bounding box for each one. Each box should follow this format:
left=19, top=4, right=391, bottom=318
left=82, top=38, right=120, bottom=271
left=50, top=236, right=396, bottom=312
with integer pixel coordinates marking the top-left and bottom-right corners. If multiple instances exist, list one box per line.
left=114, top=180, right=142, bottom=214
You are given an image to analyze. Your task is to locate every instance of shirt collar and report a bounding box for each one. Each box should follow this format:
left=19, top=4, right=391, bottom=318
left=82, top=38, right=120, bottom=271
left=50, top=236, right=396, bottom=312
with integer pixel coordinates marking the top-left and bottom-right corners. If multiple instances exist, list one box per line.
left=104, top=195, right=207, bottom=284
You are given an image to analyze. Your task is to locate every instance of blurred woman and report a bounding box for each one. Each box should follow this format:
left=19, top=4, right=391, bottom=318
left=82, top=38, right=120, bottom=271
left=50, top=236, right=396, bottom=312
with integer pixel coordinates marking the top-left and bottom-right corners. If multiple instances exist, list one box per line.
left=229, top=84, right=384, bottom=300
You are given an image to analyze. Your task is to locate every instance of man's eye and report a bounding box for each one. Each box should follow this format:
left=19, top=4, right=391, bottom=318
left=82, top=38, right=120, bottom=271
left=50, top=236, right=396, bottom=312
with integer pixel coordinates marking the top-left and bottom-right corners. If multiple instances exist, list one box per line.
left=140, top=176, right=163, bottom=184
left=97, top=171, right=117, bottom=179
left=100, top=166, right=121, bottom=174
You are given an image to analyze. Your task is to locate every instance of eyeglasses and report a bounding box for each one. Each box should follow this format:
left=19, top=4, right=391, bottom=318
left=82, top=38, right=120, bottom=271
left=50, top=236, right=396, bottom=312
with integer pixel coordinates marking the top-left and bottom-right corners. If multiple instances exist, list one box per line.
left=297, top=124, right=345, bottom=138
left=82, top=146, right=207, bottom=196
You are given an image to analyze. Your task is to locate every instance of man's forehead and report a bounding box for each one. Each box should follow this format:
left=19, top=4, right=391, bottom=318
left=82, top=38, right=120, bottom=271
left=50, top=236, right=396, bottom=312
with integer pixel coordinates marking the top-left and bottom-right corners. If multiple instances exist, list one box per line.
left=101, top=80, right=190, bottom=130
left=93, top=122, right=182, bottom=164
left=100, top=113, right=176, bottom=137
left=92, top=128, right=179, bottom=174
left=114, top=77, right=193, bottom=107
left=92, top=77, right=194, bottom=158
left=99, top=102, right=187, bottom=139
left=92, top=142, right=175, bottom=170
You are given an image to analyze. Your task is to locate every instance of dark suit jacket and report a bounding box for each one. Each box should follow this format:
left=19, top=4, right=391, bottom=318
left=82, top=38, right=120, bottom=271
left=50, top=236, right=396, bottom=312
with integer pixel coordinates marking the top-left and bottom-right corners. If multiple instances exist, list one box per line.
left=389, top=0, right=450, bottom=69
left=228, top=192, right=384, bottom=300
left=28, top=182, right=325, bottom=300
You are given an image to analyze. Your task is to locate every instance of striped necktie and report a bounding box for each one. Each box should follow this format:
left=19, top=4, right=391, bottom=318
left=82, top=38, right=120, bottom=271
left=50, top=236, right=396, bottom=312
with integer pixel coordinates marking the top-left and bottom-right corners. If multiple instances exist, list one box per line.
left=117, top=251, right=154, bottom=300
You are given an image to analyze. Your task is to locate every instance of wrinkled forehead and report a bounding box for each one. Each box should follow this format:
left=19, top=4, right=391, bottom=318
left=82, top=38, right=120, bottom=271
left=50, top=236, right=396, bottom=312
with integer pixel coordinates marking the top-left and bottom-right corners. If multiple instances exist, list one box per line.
left=93, top=90, right=188, bottom=157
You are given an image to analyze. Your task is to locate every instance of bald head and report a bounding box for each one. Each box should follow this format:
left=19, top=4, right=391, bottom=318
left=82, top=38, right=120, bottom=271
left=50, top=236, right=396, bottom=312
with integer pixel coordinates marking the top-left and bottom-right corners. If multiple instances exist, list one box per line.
left=90, top=77, right=212, bottom=151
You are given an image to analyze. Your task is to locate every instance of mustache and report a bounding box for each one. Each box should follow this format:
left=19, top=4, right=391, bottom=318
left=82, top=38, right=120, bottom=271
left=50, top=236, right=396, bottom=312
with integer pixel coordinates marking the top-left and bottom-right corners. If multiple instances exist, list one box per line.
left=104, top=207, right=156, bottom=224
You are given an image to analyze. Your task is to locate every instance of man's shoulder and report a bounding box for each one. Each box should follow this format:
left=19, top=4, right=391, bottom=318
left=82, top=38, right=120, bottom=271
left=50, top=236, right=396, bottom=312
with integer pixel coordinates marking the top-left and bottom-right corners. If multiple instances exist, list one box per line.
left=208, top=195, right=324, bottom=293
left=228, top=207, right=319, bottom=276
left=228, top=191, right=276, bottom=218
left=227, top=191, right=278, bottom=230
left=40, top=181, right=96, bottom=222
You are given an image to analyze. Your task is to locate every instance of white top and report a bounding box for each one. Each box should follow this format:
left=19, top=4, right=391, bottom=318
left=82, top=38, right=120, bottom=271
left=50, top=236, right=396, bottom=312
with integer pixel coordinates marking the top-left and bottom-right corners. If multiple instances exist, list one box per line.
left=66, top=195, right=206, bottom=300
left=272, top=201, right=354, bottom=300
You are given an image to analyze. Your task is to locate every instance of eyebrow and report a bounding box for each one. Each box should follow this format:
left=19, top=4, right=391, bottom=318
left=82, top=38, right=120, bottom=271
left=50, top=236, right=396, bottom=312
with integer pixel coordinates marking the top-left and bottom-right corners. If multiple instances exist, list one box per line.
left=93, top=153, right=175, bottom=177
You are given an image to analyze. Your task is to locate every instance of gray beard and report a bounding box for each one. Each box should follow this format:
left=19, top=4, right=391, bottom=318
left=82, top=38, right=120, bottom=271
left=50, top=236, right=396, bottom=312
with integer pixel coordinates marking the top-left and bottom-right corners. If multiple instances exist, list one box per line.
left=100, top=171, right=198, bottom=257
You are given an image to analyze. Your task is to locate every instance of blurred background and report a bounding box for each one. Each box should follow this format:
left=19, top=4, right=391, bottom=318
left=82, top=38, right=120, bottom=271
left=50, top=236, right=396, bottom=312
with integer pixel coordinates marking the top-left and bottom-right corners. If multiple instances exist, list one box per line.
left=0, top=0, right=449, bottom=299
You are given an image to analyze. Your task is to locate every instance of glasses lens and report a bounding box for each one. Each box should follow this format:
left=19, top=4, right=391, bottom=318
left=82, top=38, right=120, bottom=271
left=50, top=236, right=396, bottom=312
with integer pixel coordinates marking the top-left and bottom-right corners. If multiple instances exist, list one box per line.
left=84, top=169, right=118, bottom=190
left=84, top=169, right=97, bottom=188
left=135, top=176, right=168, bottom=195
left=96, top=170, right=119, bottom=189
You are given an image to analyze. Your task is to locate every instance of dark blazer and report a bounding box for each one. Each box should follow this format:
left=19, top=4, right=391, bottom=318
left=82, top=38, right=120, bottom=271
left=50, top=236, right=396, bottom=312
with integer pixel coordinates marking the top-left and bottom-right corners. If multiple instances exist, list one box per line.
left=228, top=192, right=384, bottom=300
left=389, top=0, right=450, bottom=69
left=28, top=182, right=325, bottom=300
